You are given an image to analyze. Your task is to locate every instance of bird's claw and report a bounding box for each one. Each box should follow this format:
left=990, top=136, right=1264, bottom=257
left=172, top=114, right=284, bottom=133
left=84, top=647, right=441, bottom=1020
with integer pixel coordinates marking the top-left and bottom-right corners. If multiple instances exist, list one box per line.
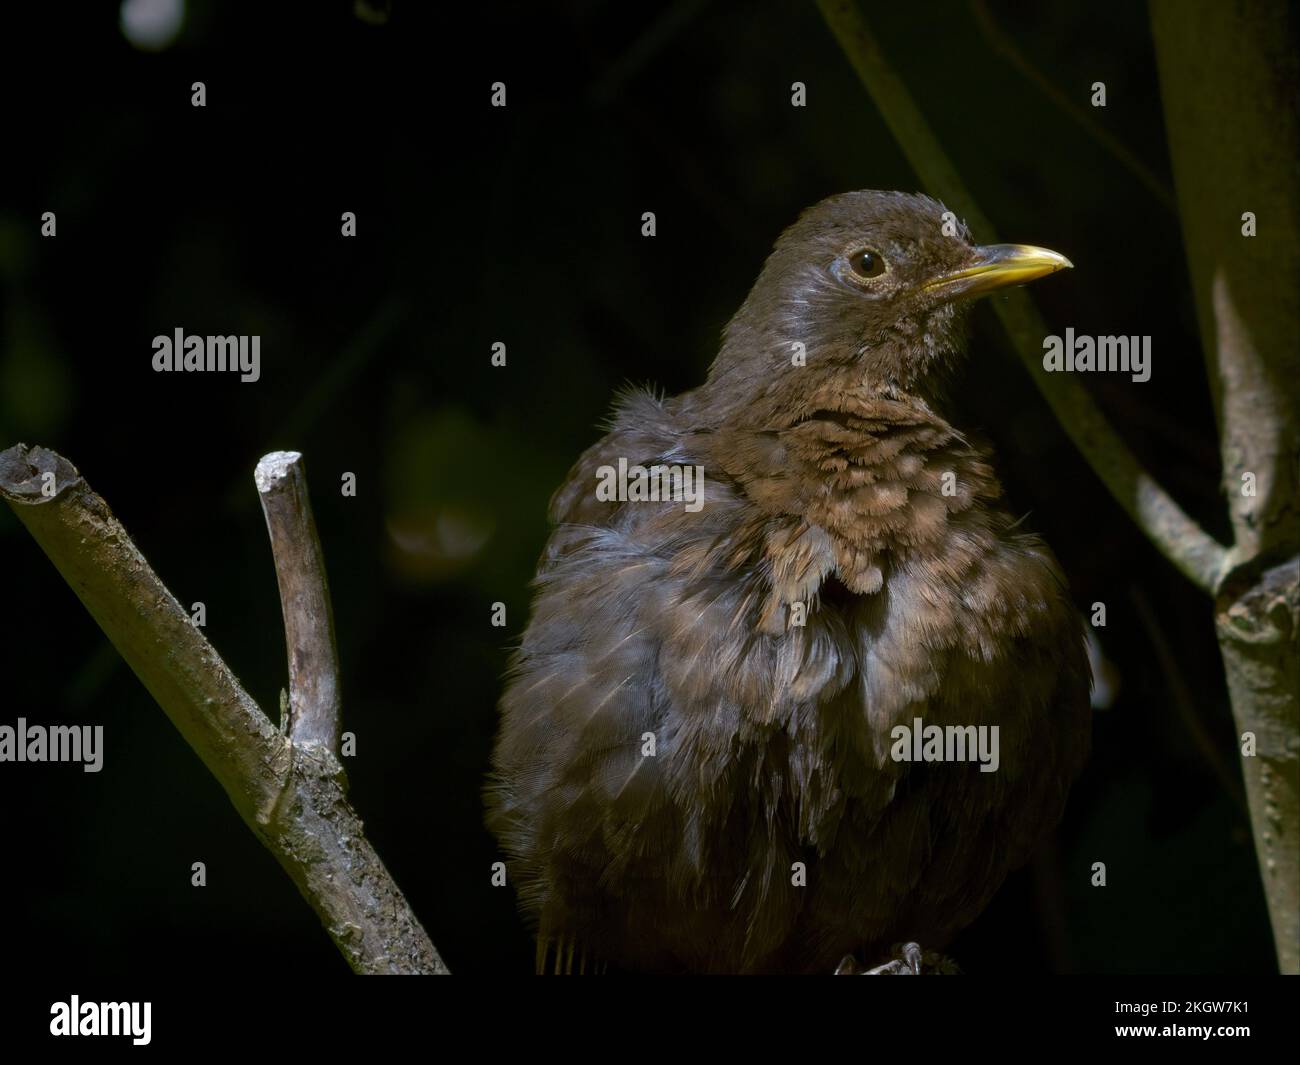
left=836, top=942, right=958, bottom=975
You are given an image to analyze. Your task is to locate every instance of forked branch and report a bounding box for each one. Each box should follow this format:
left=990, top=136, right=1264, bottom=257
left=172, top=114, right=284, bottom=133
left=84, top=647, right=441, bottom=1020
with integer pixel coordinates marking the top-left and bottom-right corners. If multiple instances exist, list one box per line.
left=0, top=443, right=447, bottom=975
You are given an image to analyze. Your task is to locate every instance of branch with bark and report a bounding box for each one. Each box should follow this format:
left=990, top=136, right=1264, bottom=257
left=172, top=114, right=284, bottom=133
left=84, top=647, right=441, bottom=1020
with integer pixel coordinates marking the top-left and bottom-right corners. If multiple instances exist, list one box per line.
left=1151, top=0, right=1300, bottom=975
left=0, top=443, right=447, bottom=975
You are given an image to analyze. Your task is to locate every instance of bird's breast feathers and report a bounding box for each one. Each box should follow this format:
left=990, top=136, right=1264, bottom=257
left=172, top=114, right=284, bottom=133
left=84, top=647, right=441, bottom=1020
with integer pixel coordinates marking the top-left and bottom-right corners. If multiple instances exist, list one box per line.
left=502, top=401, right=1084, bottom=824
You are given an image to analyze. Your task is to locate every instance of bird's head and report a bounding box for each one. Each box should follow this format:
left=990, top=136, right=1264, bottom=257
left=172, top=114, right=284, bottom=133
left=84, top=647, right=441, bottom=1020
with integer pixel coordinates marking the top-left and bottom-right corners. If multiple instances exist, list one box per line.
left=702, top=190, right=1071, bottom=420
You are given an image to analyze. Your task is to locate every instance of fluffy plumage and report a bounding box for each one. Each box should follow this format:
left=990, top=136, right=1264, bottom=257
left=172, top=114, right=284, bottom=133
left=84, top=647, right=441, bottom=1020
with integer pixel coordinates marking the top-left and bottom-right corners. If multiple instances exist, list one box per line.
left=487, top=190, right=1091, bottom=973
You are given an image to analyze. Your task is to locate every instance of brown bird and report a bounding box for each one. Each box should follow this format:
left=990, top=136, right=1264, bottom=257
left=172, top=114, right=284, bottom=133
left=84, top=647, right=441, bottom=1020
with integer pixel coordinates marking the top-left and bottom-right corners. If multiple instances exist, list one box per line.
left=487, top=190, right=1091, bottom=974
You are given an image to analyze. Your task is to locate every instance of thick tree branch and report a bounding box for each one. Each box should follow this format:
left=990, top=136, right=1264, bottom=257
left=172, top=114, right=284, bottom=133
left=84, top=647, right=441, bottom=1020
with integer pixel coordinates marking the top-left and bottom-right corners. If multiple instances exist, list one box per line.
left=1151, top=0, right=1300, bottom=974
left=0, top=443, right=448, bottom=975
left=815, top=0, right=1228, bottom=594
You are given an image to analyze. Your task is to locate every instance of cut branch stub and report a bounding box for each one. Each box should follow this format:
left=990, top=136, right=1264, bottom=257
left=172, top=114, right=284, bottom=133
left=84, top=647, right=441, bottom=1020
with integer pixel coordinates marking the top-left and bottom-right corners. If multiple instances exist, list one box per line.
left=256, top=451, right=343, bottom=756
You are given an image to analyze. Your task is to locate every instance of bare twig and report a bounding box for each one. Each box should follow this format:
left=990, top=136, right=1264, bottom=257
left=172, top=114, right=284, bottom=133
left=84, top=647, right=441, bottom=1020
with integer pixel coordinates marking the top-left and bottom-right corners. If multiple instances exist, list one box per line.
left=256, top=451, right=342, bottom=753
left=815, top=0, right=1228, bottom=594
left=0, top=443, right=448, bottom=975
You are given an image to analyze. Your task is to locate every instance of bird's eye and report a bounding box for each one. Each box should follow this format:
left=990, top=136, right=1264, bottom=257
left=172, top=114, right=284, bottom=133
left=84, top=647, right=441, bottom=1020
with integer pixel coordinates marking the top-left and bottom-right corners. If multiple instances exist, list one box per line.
left=850, top=249, right=886, bottom=279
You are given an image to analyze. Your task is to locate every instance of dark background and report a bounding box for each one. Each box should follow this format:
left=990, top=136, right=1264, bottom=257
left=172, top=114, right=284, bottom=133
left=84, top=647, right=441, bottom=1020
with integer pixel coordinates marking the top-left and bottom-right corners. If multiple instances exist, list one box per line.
left=0, top=0, right=1273, bottom=974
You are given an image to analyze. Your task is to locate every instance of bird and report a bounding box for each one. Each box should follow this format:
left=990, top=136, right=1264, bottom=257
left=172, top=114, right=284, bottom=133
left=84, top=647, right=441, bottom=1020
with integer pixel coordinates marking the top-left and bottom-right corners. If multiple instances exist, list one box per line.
left=486, top=189, right=1092, bottom=974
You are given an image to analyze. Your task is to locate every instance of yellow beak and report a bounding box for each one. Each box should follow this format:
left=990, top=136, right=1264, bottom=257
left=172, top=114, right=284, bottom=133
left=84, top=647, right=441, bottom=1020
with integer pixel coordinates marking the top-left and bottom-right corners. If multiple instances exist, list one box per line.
left=923, top=243, right=1073, bottom=301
